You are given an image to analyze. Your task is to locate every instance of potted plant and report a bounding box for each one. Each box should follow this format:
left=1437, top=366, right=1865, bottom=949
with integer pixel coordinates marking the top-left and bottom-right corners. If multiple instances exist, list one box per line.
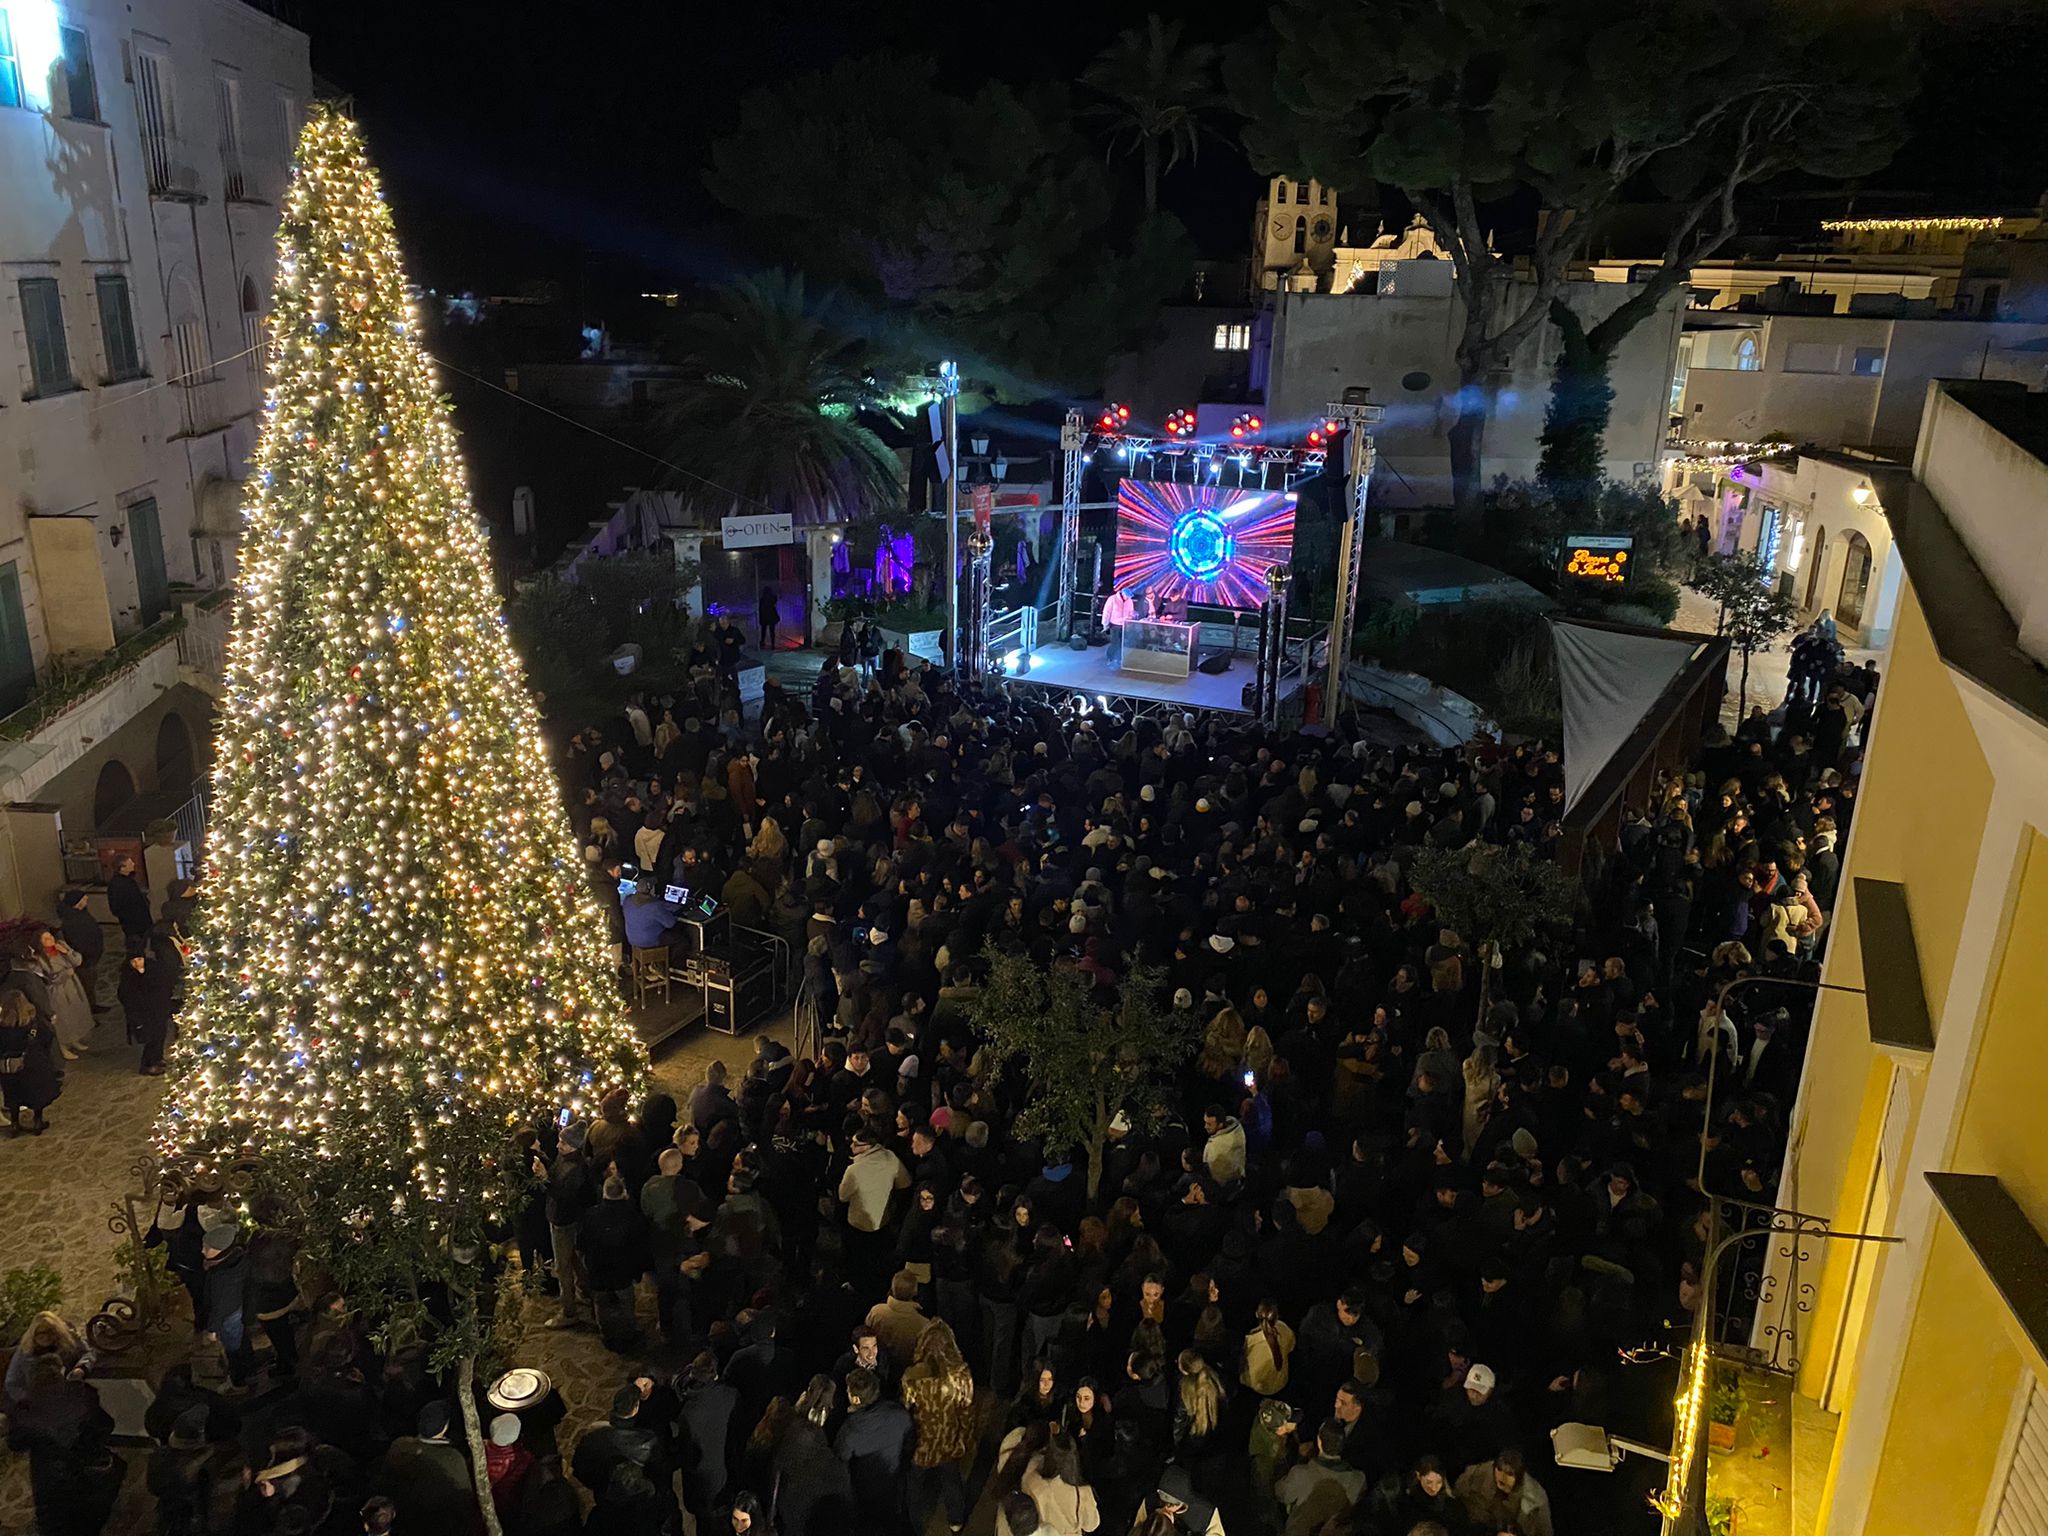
left=1707, top=1363, right=1741, bottom=1450
left=872, top=597, right=950, bottom=664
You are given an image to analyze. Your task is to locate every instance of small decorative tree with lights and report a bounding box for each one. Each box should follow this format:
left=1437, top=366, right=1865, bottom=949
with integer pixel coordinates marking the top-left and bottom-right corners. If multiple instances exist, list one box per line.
left=155, top=107, right=642, bottom=1528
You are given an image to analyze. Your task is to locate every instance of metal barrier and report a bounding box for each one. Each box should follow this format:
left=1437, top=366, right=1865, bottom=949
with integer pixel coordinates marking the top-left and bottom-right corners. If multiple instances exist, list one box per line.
left=988, top=603, right=1040, bottom=668
left=173, top=788, right=210, bottom=861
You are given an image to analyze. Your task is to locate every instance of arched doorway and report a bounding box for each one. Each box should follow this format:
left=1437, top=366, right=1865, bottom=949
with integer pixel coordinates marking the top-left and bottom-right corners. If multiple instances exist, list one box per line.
left=1804, top=528, right=1828, bottom=609
left=155, top=712, right=195, bottom=791
left=1838, top=531, right=1874, bottom=628
left=93, top=760, right=135, bottom=827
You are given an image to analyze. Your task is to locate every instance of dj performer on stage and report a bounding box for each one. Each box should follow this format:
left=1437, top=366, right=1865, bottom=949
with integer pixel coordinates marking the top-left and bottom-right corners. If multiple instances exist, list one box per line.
left=1101, top=583, right=1136, bottom=666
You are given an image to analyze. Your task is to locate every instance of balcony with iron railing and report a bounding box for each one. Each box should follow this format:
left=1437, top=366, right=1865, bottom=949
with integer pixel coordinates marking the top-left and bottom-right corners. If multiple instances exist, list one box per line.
left=142, top=132, right=206, bottom=201
left=0, top=591, right=229, bottom=802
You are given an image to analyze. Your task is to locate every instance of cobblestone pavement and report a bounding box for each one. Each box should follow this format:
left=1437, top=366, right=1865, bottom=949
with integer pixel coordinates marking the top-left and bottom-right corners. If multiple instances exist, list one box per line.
left=1676, top=588, right=1880, bottom=731
left=0, top=929, right=792, bottom=1531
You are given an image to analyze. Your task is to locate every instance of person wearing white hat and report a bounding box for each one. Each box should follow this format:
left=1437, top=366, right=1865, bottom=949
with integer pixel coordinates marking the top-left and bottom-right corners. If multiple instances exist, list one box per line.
left=484, top=1412, right=533, bottom=1517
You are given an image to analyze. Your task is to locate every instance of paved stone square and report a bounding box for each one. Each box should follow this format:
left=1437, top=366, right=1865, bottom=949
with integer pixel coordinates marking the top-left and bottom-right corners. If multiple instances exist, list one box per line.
left=0, top=932, right=792, bottom=1530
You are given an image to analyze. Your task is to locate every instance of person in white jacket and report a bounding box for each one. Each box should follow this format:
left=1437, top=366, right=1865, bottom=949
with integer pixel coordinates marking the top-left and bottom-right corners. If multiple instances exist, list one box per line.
left=839, top=1130, right=910, bottom=1235
left=1201, top=1107, right=1247, bottom=1186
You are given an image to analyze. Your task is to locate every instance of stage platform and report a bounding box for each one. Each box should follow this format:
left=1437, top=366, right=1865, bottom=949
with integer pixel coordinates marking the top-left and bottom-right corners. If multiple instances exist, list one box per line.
left=1001, top=639, right=1302, bottom=717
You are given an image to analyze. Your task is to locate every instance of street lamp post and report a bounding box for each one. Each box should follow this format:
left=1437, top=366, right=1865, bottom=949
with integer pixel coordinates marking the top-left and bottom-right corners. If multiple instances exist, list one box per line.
left=937, top=361, right=961, bottom=678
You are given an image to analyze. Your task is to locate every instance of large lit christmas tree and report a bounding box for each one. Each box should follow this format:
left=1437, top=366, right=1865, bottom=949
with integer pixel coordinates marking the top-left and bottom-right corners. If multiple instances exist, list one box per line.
left=156, top=108, right=642, bottom=1315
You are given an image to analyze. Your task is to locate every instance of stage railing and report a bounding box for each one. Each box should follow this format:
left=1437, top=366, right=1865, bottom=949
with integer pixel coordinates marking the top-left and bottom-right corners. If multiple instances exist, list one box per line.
left=989, top=603, right=1038, bottom=665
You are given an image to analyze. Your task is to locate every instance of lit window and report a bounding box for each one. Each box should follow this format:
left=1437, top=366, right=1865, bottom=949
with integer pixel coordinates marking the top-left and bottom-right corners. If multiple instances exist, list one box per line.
left=95, top=274, right=143, bottom=381
left=1851, top=346, right=1885, bottom=377
left=1734, top=335, right=1761, bottom=372
left=1213, top=324, right=1249, bottom=352
left=58, top=24, right=95, bottom=121
left=18, top=277, right=73, bottom=397
left=0, top=13, right=21, bottom=110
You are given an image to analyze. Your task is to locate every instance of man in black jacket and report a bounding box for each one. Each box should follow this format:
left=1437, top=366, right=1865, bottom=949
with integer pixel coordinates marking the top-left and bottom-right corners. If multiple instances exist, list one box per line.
left=833, top=1368, right=913, bottom=1531
left=545, top=1124, right=596, bottom=1328
left=374, top=1402, right=479, bottom=1532
left=107, top=856, right=152, bottom=948
left=675, top=1352, right=737, bottom=1524
left=56, top=891, right=107, bottom=1012
left=572, top=1384, right=676, bottom=1513
left=579, top=1176, right=649, bottom=1353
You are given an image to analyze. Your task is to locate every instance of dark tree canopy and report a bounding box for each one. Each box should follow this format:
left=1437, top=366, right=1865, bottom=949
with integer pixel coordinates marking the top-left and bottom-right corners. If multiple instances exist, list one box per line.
left=707, top=55, right=1192, bottom=397
left=1229, top=0, right=1917, bottom=510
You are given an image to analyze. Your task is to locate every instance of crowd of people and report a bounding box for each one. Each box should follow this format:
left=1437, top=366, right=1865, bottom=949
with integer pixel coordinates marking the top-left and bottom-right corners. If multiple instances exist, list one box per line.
left=4, top=616, right=1876, bottom=1536
left=0, top=858, right=196, bottom=1135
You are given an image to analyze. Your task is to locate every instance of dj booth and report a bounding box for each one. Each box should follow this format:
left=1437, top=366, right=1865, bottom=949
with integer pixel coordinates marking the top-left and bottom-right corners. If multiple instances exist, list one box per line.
left=1119, top=618, right=1197, bottom=680
left=620, top=871, right=793, bottom=1043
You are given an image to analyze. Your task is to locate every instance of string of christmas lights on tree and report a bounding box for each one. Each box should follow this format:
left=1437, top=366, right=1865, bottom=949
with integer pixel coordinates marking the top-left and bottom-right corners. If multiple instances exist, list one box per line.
left=154, top=107, right=642, bottom=1246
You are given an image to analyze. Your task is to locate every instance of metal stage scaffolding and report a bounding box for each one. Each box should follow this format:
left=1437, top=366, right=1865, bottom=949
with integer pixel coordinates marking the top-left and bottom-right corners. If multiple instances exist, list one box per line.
left=989, top=594, right=1321, bottom=722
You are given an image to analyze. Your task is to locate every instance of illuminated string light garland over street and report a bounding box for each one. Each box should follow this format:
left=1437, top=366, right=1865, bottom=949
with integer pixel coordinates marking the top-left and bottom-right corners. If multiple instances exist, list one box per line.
left=154, top=108, right=643, bottom=1240
left=1818, top=215, right=2005, bottom=233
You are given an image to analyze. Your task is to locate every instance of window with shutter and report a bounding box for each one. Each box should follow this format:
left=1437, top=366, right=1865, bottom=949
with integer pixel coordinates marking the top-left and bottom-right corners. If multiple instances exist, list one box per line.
left=216, top=73, right=244, bottom=199
left=1991, top=1378, right=2048, bottom=1536
left=58, top=24, right=97, bottom=122
left=0, top=563, right=31, bottom=714
left=18, top=277, right=74, bottom=397
left=96, top=275, right=143, bottom=381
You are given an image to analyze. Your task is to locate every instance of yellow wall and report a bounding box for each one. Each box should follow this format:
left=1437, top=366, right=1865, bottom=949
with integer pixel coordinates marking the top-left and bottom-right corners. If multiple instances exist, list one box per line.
left=26, top=515, right=114, bottom=660
left=1863, top=1218, right=2025, bottom=1536
left=1952, top=831, right=2048, bottom=1234
left=1844, top=578, right=1993, bottom=1022
left=1794, top=1041, right=1889, bottom=1403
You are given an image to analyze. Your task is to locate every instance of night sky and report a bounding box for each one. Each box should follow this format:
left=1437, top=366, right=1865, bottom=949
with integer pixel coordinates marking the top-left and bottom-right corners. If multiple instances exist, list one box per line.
left=305, top=0, right=1256, bottom=300
left=302, top=0, right=2048, bottom=307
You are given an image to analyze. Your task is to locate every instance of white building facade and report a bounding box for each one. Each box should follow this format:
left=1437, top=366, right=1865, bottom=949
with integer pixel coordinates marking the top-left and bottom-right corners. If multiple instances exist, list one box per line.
left=1260, top=275, right=1684, bottom=511
left=0, top=0, right=309, bottom=914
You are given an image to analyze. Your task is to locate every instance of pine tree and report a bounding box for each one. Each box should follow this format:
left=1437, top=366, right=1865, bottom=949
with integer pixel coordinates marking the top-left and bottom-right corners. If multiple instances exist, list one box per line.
left=154, top=109, right=641, bottom=1489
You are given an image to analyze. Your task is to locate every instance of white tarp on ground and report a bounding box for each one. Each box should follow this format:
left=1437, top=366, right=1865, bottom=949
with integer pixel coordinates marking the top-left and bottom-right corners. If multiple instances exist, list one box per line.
left=1553, top=620, right=1702, bottom=814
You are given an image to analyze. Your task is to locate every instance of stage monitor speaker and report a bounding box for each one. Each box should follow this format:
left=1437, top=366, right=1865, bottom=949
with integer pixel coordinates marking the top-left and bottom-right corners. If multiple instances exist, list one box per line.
left=1197, top=653, right=1234, bottom=675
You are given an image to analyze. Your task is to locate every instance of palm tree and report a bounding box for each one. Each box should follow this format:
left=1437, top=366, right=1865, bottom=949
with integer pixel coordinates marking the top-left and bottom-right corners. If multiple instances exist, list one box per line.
left=1083, top=14, right=1219, bottom=217
left=658, top=271, right=903, bottom=526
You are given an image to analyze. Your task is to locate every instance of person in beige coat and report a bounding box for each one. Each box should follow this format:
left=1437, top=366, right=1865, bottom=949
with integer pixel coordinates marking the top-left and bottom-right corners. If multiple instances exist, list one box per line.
left=864, top=1269, right=930, bottom=1372
left=1019, top=1428, right=1100, bottom=1536
left=1240, top=1300, right=1296, bottom=1397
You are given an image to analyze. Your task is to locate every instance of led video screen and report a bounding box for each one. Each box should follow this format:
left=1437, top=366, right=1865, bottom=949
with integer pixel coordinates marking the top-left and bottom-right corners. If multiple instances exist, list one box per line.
left=1111, top=481, right=1299, bottom=609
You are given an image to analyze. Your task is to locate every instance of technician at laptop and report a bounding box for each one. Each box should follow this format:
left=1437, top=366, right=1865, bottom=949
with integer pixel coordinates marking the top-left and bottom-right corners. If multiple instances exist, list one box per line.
left=624, top=881, right=688, bottom=950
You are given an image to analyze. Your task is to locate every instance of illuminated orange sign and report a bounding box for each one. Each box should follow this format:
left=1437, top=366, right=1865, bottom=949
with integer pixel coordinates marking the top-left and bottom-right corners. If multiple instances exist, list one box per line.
left=1564, top=534, right=1633, bottom=584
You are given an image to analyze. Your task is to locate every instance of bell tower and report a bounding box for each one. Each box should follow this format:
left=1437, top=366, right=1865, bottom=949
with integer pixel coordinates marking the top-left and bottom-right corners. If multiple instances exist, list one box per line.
left=1251, top=175, right=1339, bottom=291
